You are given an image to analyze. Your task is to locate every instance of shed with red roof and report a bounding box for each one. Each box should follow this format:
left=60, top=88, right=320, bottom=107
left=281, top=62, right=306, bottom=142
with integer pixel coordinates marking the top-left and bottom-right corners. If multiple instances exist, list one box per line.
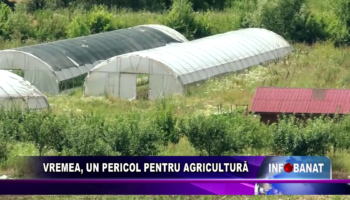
left=250, top=87, right=350, bottom=123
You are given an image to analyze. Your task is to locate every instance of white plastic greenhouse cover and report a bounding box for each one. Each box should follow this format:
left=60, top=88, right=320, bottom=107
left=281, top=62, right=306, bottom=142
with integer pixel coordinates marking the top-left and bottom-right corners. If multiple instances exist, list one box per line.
left=84, top=28, right=293, bottom=100
left=0, top=24, right=188, bottom=95
left=0, top=70, right=49, bottom=110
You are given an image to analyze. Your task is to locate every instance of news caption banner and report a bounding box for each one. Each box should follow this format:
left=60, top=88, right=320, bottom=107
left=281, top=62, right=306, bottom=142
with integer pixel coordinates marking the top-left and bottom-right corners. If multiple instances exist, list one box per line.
left=1, top=156, right=350, bottom=195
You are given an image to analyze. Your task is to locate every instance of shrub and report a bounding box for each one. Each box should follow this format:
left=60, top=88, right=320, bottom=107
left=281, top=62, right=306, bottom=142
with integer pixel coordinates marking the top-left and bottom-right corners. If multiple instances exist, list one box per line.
left=301, top=117, right=333, bottom=155
left=34, top=11, right=69, bottom=41
left=44, top=114, right=69, bottom=154
left=104, top=113, right=161, bottom=156
left=87, top=5, right=113, bottom=34
left=21, top=111, right=56, bottom=156
left=154, top=100, right=180, bottom=146
left=0, top=122, right=10, bottom=164
left=66, top=5, right=113, bottom=38
left=334, top=0, right=350, bottom=27
left=194, top=11, right=213, bottom=38
left=104, top=117, right=133, bottom=156
left=331, top=115, right=350, bottom=154
left=0, top=2, right=11, bottom=37
left=333, top=0, right=350, bottom=46
left=243, top=0, right=327, bottom=43
left=64, top=114, right=113, bottom=156
left=164, top=0, right=197, bottom=39
left=184, top=114, right=243, bottom=156
left=272, top=115, right=333, bottom=156
left=232, top=114, right=272, bottom=153
left=0, top=107, right=25, bottom=141
left=129, top=120, right=161, bottom=156
left=66, top=14, right=90, bottom=37
left=2, top=2, right=35, bottom=40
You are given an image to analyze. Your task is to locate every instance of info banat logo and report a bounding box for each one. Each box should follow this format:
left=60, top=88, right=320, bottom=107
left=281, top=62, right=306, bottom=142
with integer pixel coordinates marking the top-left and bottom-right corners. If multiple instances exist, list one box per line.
left=255, top=156, right=332, bottom=195
left=269, top=162, right=324, bottom=173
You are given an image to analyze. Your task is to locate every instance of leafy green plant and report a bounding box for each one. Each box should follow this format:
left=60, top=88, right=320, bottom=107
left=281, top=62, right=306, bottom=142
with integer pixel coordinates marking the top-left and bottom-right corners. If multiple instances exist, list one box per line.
left=0, top=107, right=25, bottom=142
left=184, top=114, right=243, bottom=156
left=0, top=122, right=10, bottom=164
left=272, top=115, right=333, bottom=156
left=64, top=123, right=113, bottom=156
left=21, top=111, right=55, bottom=156
left=35, top=11, right=69, bottom=41
left=0, top=2, right=11, bottom=37
left=154, top=99, right=180, bottom=146
left=243, top=0, right=326, bottom=43
left=2, top=2, right=34, bottom=40
left=164, top=0, right=197, bottom=39
left=87, top=5, right=113, bottom=34
left=66, top=14, right=90, bottom=37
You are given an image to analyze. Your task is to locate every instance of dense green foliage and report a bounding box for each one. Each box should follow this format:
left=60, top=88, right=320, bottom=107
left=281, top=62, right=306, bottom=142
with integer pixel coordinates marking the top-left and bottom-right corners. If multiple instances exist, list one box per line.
left=0, top=0, right=350, bottom=45
left=1, top=0, right=231, bottom=11
left=0, top=104, right=347, bottom=166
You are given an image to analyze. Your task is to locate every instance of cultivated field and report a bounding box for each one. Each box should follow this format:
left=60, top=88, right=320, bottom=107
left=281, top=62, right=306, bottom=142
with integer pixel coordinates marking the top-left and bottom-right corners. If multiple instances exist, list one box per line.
left=1, top=0, right=350, bottom=199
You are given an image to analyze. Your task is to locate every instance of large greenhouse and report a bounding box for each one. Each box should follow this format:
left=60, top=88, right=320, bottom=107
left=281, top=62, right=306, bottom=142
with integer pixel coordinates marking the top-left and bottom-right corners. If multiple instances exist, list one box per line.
left=0, top=24, right=188, bottom=94
left=0, top=70, right=49, bottom=110
left=84, top=28, right=293, bottom=100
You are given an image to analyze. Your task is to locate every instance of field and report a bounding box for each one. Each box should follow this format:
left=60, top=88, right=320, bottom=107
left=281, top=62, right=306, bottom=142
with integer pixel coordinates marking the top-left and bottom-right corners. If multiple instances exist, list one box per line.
left=1, top=0, right=350, bottom=199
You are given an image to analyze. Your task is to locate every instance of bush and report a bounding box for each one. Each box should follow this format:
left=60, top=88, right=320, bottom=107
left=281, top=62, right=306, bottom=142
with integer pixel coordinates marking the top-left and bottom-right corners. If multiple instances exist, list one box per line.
left=2, top=2, right=35, bottom=40
left=128, top=120, right=161, bottom=156
left=331, top=115, right=350, bottom=154
left=164, top=0, right=214, bottom=39
left=194, top=11, right=213, bottom=38
left=66, top=14, right=90, bottom=37
left=164, top=0, right=197, bottom=39
left=333, top=0, right=350, bottom=46
left=87, top=5, right=113, bottom=34
left=103, top=113, right=162, bottom=156
left=184, top=114, right=244, bottom=156
left=104, top=117, right=133, bottom=156
left=44, top=114, right=69, bottom=154
left=233, top=114, right=272, bottom=153
left=243, top=0, right=327, bottom=43
left=0, top=2, right=11, bottom=37
left=0, top=107, right=25, bottom=141
left=272, top=115, right=333, bottom=156
left=21, top=111, right=57, bottom=156
left=153, top=100, right=180, bottom=146
left=64, top=113, right=113, bottom=156
left=34, top=11, right=69, bottom=41
left=0, top=122, right=10, bottom=164
left=66, top=5, right=113, bottom=38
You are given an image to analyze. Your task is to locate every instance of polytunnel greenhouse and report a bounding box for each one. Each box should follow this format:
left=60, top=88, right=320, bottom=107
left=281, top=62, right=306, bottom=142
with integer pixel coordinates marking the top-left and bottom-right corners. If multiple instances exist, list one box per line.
left=0, top=24, right=188, bottom=94
left=84, top=28, right=293, bottom=100
left=0, top=70, right=49, bottom=110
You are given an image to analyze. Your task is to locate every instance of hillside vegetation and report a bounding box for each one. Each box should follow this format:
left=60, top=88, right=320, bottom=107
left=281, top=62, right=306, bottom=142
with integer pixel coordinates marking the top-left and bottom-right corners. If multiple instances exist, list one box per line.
left=1, top=0, right=350, bottom=199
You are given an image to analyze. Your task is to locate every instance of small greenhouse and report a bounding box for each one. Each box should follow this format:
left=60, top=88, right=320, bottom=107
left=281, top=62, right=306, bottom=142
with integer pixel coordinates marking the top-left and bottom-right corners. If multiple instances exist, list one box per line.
left=0, top=70, right=49, bottom=110
left=84, top=28, right=293, bottom=100
left=0, top=24, right=188, bottom=95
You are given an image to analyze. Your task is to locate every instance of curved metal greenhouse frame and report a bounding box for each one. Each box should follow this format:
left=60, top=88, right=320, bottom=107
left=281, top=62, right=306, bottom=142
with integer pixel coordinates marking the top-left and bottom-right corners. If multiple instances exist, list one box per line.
left=0, top=70, right=49, bottom=110
left=84, top=28, right=294, bottom=100
left=0, top=24, right=188, bottom=94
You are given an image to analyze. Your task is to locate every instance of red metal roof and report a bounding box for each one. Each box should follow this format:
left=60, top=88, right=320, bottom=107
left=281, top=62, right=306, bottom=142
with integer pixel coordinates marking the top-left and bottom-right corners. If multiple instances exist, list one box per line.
left=250, top=87, right=350, bottom=114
